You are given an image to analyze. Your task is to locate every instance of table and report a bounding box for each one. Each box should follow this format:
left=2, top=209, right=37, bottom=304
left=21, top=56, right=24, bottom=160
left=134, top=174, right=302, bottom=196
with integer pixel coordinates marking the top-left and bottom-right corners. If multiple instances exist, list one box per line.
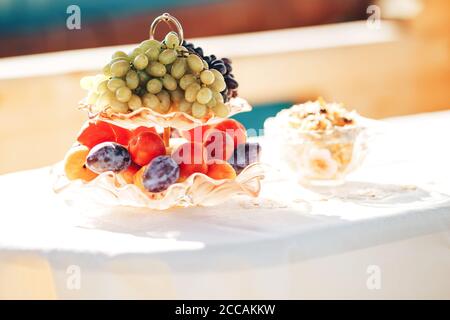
left=1, top=111, right=449, bottom=299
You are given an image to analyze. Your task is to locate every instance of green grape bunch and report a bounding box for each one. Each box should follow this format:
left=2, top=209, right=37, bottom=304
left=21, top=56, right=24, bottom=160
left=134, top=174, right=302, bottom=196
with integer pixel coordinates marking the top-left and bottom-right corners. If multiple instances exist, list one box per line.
left=80, top=31, right=230, bottom=119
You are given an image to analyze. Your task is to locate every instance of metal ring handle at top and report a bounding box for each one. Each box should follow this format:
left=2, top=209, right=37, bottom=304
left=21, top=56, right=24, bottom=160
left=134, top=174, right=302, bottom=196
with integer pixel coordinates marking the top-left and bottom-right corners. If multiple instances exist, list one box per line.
left=149, top=13, right=184, bottom=44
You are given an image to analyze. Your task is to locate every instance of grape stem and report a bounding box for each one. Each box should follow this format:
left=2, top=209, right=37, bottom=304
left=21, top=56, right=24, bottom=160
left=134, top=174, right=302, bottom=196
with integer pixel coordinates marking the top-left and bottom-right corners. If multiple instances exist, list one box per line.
left=163, top=127, right=171, bottom=147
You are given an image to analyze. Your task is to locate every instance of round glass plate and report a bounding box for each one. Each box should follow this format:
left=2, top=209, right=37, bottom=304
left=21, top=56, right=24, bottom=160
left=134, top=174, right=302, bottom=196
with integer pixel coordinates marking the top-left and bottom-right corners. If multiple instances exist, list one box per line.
left=79, top=97, right=251, bottom=131
left=52, top=162, right=264, bottom=210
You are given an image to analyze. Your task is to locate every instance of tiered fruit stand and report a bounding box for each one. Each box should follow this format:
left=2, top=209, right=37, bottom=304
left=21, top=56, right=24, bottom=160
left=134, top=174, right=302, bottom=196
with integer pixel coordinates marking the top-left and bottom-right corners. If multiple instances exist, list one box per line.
left=53, top=13, right=264, bottom=210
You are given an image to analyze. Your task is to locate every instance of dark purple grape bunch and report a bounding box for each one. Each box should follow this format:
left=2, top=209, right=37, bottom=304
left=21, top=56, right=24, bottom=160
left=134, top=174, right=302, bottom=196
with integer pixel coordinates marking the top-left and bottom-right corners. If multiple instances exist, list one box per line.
left=182, top=40, right=238, bottom=102
left=210, top=57, right=238, bottom=102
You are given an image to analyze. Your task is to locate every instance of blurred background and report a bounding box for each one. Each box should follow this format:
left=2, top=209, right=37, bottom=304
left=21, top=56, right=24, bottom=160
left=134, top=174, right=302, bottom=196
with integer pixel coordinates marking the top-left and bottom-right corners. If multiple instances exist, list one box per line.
left=0, top=0, right=448, bottom=174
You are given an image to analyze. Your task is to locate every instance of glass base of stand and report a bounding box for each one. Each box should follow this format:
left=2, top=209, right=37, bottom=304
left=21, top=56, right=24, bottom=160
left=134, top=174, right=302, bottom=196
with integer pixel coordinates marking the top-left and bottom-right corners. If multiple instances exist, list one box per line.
left=52, top=161, right=265, bottom=211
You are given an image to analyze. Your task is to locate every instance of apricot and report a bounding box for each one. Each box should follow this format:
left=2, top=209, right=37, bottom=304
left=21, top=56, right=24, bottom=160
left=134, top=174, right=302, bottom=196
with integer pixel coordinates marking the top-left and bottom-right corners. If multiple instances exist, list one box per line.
left=131, top=126, right=157, bottom=138
left=172, top=142, right=208, bottom=181
left=204, top=129, right=234, bottom=162
left=64, top=145, right=98, bottom=181
left=128, top=132, right=166, bottom=166
left=207, top=160, right=237, bottom=180
left=181, top=125, right=212, bottom=143
left=213, top=119, right=246, bottom=148
left=118, top=163, right=140, bottom=184
left=133, top=166, right=147, bottom=192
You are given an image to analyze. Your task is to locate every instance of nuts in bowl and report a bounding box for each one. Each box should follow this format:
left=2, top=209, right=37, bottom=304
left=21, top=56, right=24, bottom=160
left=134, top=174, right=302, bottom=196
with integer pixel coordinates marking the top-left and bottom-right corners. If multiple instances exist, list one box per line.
left=263, top=99, right=370, bottom=186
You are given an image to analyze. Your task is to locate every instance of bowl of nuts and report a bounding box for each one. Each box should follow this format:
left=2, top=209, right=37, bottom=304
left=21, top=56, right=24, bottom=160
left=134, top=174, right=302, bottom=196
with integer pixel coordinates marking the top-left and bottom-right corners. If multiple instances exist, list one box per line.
left=263, top=99, right=372, bottom=186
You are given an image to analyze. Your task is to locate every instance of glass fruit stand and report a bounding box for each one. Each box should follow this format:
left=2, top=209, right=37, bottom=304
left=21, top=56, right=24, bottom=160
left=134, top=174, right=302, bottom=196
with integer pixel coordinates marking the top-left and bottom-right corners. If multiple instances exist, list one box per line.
left=53, top=13, right=264, bottom=210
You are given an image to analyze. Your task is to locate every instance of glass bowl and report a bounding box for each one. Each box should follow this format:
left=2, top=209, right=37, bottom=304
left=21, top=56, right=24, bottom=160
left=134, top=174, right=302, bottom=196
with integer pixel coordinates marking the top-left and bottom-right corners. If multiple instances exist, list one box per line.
left=52, top=162, right=264, bottom=211
left=79, top=97, right=251, bottom=131
left=263, top=116, right=371, bottom=186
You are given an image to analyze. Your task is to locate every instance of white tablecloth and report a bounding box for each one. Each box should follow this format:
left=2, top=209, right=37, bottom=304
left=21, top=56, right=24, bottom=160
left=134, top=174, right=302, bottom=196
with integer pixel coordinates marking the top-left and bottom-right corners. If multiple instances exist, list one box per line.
left=1, top=111, right=449, bottom=299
